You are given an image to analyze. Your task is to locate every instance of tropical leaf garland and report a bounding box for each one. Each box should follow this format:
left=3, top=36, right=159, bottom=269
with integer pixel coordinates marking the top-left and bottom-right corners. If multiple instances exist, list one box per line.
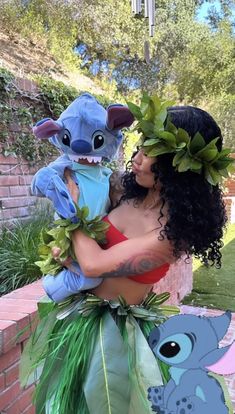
left=35, top=203, right=109, bottom=275
left=127, top=93, right=234, bottom=186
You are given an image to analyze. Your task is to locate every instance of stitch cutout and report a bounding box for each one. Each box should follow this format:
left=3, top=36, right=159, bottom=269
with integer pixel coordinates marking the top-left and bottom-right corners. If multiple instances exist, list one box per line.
left=148, top=311, right=235, bottom=414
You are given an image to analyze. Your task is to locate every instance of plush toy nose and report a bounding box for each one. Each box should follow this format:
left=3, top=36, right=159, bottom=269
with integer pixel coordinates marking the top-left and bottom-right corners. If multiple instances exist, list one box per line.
left=71, top=140, right=92, bottom=154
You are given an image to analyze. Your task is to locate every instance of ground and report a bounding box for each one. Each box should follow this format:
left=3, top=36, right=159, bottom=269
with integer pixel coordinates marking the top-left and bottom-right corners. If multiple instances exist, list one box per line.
left=0, top=29, right=103, bottom=94
left=182, top=224, right=235, bottom=311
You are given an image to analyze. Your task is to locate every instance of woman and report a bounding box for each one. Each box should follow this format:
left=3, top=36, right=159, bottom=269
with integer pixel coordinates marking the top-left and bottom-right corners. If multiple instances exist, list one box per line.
left=22, top=99, right=232, bottom=414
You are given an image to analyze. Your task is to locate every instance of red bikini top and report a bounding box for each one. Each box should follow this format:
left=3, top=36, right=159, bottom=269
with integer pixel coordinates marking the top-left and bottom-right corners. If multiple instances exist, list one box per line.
left=102, top=216, right=170, bottom=284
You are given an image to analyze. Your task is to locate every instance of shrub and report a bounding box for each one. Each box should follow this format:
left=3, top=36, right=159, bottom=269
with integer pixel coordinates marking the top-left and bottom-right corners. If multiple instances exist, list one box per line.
left=0, top=203, right=53, bottom=295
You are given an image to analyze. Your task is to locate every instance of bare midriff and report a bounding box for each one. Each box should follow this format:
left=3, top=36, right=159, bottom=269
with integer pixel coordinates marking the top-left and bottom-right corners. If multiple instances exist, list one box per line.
left=91, top=277, right=153, bottom=305
left=89, top=199, right=171, bottom=305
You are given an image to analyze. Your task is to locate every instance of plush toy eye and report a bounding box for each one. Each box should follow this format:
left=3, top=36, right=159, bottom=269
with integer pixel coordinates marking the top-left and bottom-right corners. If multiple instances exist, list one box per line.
left=62, top=131, right=71, bottom=146
left=156, top=333, right=193, bottom=364
left=160, top=341, right=181, bottom=358
left=93, top=132, right=105, bottom=150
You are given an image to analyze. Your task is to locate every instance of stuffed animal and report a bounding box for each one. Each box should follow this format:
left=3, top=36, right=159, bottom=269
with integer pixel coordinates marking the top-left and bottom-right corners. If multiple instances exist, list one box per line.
left=31, top=92, right=134, bottom=302
left=148, top=311, right=235, bottom=414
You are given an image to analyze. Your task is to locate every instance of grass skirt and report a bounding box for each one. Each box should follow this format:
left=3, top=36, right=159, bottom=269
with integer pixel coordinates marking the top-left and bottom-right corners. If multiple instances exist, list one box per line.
left=20, top=291, right=179, bottom=414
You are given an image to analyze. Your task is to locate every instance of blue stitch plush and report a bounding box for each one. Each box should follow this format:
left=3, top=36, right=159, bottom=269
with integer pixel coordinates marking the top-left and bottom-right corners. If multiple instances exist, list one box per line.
left=31, top=93, right=134, bottom=302
left=148, top=311, right=235, bottom=414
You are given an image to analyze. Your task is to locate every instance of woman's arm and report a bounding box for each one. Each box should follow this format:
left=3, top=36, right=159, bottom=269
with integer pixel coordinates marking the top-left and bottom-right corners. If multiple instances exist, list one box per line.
left=72, top=230, right=174, bottom=278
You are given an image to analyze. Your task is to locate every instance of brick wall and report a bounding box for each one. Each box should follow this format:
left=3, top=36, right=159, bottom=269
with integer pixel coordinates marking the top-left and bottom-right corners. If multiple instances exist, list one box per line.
left=0, top=260, right=192, bottom=412
left=0, top=154, right=40, bottom=224
left=153, top=257, right=192, bottom=303
left=225, top=177, right=235, bottom=224
left=227, top=178, right=235, bottom=197
left=0, top=75, right=52, bottom=225
left=0, top=281, right=44, bottom=414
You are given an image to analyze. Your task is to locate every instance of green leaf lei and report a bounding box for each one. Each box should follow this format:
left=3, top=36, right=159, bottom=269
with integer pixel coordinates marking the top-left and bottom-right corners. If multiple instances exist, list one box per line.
left=35, top=204, right=110, bottom=275
left=127, top=93, right=234, bottom=186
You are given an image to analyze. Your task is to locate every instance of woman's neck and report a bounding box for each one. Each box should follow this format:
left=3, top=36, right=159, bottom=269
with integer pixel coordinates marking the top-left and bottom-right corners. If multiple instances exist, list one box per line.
left=141, top=186, right=162, bottom=210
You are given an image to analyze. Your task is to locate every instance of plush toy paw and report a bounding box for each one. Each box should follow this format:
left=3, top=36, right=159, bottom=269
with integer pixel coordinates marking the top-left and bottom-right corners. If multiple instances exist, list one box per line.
left=148, top=386, right=165, bottom=412
left=175, top=397, right=194, bottom=414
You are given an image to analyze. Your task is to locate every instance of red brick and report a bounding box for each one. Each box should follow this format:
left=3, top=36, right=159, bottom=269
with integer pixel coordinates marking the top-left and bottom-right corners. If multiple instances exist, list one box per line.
left=0, top=155, right=18, bottom=165
left=29, top=165, right=42, bottom=174
left=12, top=165, right=31, bottom=175
left=0, top=373, right=5, bottom=391
left=0, top=187, right=10, bottom=197
left=4, top=281, right=44, bottom=298
left=0, top=312, right=30, bottom=343
left=29, top=312, right=40, bottom=333
left=0, top=311, right=30, bottom=323
left=19, top=207, right=32, bottom=217
left=5, top=362, right=19, bottom=386
left=9, top=186, right=29, bottom=196
left=16, top=77, right=38, bottom=94
left=0, top=345, right=21, bottom=371
left=19, top=176, right=34, bottom=185
left=0, top=299, right=38, bottom=314
left=2, top=198, right=35, bottom=209
left=153, top=259, right=193, bottom=305
left=0, top=165, right=15, bottom=174
left=22, top=404, right=35, bottom=414
left=19, top=386, right=35, bottom=412
left=2, top=400, right=21, bottom=414
left=0, top=176, right=19, bottom=186
left=0, top=208, right=19, bottom=220
left=0, top=381, right=21, bottom=411
left=0, top=320, right=17, bottom=354
left=8, top=280, right=44, bottom=297
left=0, top=207, right=31, bottom=220
left=5, top=291, right=44, bottom=300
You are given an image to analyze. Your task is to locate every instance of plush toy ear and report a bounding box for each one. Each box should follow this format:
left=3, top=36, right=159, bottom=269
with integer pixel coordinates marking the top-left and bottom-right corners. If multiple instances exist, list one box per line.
left=207, top=311, right=231, bottom=342
left=202, top=341, right=235, bottom=375
left=106, top=105, right=135, bottom=130
left=33, top=119, right=62, bottom=139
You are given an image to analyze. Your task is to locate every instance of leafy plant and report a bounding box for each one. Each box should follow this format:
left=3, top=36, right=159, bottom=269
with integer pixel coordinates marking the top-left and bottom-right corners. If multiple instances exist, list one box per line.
left=34, top=76, right=78, bottom=117
left=127, top=93, right=234, bottom=185
left=0, top=67, right=15, bottom=96
left=36, top=204, right=110, bottom=275
left=0, top=205, right=53, bottom=295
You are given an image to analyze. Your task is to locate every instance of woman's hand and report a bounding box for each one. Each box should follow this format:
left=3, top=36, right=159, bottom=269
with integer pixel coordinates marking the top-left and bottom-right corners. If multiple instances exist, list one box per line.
left=51, top=247, right=73, bottom=268
left=64, top=168, right=79, bottom=203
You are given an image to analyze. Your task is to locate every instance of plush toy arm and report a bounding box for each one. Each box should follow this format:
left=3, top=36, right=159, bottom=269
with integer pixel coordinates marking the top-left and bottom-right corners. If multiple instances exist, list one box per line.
left=31, top=166, right=76, bottom=219
left=47, top=154, right=73, bottom=176
left=42, top=264, right=102, bottom=303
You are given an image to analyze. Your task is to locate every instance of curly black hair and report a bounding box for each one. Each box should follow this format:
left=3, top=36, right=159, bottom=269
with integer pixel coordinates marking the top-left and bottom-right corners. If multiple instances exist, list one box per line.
left=120, top=106, right=227, bottom=268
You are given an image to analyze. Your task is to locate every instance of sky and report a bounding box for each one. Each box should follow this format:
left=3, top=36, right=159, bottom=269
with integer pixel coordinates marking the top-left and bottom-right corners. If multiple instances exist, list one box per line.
left=197, top=1, right=221, bottom=21
left=197, top=0, right=235, bottom=21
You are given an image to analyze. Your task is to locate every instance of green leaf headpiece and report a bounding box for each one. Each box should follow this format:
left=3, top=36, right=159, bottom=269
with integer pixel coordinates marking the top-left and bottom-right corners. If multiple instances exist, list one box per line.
left=127, top=93, right=234, bottom=186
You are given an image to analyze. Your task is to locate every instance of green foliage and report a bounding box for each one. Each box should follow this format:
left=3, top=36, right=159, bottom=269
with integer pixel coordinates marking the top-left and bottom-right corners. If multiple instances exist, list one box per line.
left=0, top=67, right=132, bottom=165
left=0, top=67, right=15, bottom=95
left=0, top=69, right=59, bottom=163
left=0, top=0, right=235, bottom=151
left=34, top=76, right=78, bottom=117
left=36, top=204, right=110, bottom=276
left=183, top=224, right=235, bottom=311
left=0, top=204, right=53, bottom=295
left=128, top=93, right=234, bottom=185
left=205, top=93, right=235, bottom=151
left=0, top=0, right=79, bottom=69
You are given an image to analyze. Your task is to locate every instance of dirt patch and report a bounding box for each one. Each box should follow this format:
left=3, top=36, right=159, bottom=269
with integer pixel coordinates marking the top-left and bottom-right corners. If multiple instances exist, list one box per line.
left=0, top=29, right=103, bottom=94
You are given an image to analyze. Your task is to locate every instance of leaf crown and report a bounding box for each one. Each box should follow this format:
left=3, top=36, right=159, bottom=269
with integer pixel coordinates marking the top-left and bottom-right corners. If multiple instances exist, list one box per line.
left=127, top=93, right=234, bottom=186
